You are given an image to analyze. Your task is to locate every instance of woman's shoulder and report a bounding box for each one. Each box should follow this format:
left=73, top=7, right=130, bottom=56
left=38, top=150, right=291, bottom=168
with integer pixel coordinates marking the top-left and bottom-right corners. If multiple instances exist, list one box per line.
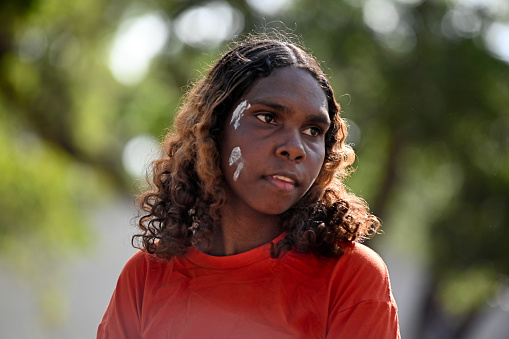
left=124, top=249, right=154, bottom=265
left=331, top=242, right=393, bottom=301
left=339, top=242, right=389, bottom=275
left=120, top=249, right=173, bottom=276
left=328, top=243, right=400, bottom=337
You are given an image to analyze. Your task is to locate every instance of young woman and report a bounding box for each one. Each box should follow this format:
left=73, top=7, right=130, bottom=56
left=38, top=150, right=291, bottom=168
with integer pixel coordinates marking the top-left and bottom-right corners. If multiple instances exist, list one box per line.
left=98, top=37, right=400, bottom=338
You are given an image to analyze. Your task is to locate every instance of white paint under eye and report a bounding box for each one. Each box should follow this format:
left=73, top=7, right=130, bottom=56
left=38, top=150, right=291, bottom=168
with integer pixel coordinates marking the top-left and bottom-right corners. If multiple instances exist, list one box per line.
left=229, top=146, right=242, bottom=166
left=230, top=100, right=250, bottom=129
left=233, top=162, right=244, bottom=181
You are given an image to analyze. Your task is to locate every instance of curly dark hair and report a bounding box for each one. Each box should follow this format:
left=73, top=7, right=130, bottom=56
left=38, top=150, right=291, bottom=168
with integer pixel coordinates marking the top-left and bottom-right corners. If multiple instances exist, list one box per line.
left=133, top=36, right=380, bottom=260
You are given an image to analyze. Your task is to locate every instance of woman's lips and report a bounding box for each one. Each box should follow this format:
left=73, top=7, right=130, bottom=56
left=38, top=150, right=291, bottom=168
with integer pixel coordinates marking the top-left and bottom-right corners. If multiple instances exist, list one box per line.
left=266, top=175, right=296, bottom=191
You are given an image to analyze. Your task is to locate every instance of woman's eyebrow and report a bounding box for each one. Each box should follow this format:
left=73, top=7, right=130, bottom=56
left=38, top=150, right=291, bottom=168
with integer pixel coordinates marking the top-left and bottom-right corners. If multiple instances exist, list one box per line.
left=306, top=114, right=331, bottom=127
left=250, top=100, right=287, bottom=112
left=250, top=100, right=330, bottom=125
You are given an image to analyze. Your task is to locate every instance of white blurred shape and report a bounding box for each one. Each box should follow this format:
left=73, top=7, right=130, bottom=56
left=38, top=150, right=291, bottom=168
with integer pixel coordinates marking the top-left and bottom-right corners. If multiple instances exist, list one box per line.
left=380, top=22, right=417, bottom=53
left=109, top=12, right=169, bottom=85
left=395, top=0, right=423, bottom=6
left=18, top=27, right=47, bottom=62
left=174, top=1, right=243, bottom=48
left=122, top=135, right=159, bottom=178
left=453, top=0, right=509, bottom=18
left=450, top=6, right=482, bottom=38
left=246, top=0, right=292, bottom=16
left=363, top=0, right=400, bottom=35
left=499, top=286, right=509, bottom=312
left=484, top=22, right=509, bottom=64
left=345, top=118, right=361, bottom=147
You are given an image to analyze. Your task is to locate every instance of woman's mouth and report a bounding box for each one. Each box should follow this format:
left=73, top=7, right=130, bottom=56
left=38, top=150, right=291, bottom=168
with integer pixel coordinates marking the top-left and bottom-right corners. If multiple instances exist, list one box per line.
left=267, top=175, right=296, bottom=191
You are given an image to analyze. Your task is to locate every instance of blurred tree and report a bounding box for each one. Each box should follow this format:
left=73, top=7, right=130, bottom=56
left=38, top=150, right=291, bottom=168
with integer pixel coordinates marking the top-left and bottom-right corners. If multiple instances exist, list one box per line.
left=0, top=0, right=508, bottom=337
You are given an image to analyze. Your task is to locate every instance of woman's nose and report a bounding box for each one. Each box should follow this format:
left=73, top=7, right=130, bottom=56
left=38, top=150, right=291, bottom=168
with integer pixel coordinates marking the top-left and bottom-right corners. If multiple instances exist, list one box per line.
left=275, top=129, right=306, bottom=162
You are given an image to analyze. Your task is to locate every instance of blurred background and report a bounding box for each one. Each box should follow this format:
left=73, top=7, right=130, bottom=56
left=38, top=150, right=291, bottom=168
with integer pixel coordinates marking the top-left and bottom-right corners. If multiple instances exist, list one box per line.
left=0, top=0, right=508, bottom=338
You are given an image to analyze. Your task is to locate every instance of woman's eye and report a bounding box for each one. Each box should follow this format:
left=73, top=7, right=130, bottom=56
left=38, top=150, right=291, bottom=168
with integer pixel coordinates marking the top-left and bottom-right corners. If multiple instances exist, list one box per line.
left=255, top=113, right=277, bottom=125
left=302, top=126, right=323, bottom=137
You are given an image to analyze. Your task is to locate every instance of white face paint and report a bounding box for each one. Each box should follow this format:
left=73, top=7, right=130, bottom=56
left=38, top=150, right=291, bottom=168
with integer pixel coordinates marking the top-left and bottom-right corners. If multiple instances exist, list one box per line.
left=228, top=146, right=244, bottom=181
left=228, top=146, right=242, bottom=166
left=230, top=100, right=250, bottom=129
left=233, top=162, right=244, bottom=181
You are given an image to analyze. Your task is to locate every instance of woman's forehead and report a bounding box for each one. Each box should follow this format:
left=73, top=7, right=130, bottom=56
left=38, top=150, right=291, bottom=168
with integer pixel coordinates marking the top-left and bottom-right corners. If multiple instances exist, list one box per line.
left=241, top=67, right=328, bottom=112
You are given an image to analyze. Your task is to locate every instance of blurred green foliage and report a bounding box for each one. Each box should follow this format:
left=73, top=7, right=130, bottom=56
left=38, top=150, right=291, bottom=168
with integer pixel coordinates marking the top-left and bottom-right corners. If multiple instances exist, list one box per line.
left=1, top=0, right=508, bottom=334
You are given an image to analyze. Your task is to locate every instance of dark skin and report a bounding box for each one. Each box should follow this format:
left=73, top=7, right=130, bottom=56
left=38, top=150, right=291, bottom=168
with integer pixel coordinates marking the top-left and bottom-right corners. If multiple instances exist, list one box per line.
left=206, top=67, right=330, bottom=256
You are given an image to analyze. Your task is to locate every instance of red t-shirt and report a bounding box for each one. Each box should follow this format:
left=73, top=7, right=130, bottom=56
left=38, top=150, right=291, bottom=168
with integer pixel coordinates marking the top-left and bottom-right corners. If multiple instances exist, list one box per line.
left=98, top=236, right=400, bottom=338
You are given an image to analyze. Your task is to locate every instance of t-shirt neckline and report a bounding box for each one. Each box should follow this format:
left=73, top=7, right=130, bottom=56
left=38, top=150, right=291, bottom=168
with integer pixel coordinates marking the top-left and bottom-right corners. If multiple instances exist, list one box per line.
left=185, top=232, right=287, bottom=269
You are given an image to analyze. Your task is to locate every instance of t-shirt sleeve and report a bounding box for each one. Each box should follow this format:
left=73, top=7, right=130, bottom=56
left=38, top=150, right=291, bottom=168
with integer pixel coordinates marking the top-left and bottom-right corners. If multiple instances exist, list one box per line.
left=97, top=250, right=148, bottom=339
left=326, top=243, right=400, bottom=338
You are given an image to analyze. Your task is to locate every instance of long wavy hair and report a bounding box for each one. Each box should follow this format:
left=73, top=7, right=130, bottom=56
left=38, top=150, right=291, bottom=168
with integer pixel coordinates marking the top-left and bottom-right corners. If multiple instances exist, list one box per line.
left=133, top=37, right=380, bottom=260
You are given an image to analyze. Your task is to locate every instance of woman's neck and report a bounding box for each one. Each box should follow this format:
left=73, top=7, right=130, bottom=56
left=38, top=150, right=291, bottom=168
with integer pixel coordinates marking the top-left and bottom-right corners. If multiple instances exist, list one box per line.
left=202, top=205, right=282, bottom=256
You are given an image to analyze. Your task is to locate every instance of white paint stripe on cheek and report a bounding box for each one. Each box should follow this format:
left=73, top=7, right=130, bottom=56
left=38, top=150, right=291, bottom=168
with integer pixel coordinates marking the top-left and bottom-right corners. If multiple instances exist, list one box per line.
left=230, top=100, right=250, bottom=129
left=229, top=146, right=241, bottom=166
left=233, top=162, right=244, bottom=181
left=228, top=146, right=244, bottom=181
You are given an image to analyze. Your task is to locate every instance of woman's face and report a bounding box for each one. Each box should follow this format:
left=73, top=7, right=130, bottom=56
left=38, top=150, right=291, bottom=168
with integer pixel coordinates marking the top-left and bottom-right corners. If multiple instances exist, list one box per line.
left=220, top=66, right=330, bottom=217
